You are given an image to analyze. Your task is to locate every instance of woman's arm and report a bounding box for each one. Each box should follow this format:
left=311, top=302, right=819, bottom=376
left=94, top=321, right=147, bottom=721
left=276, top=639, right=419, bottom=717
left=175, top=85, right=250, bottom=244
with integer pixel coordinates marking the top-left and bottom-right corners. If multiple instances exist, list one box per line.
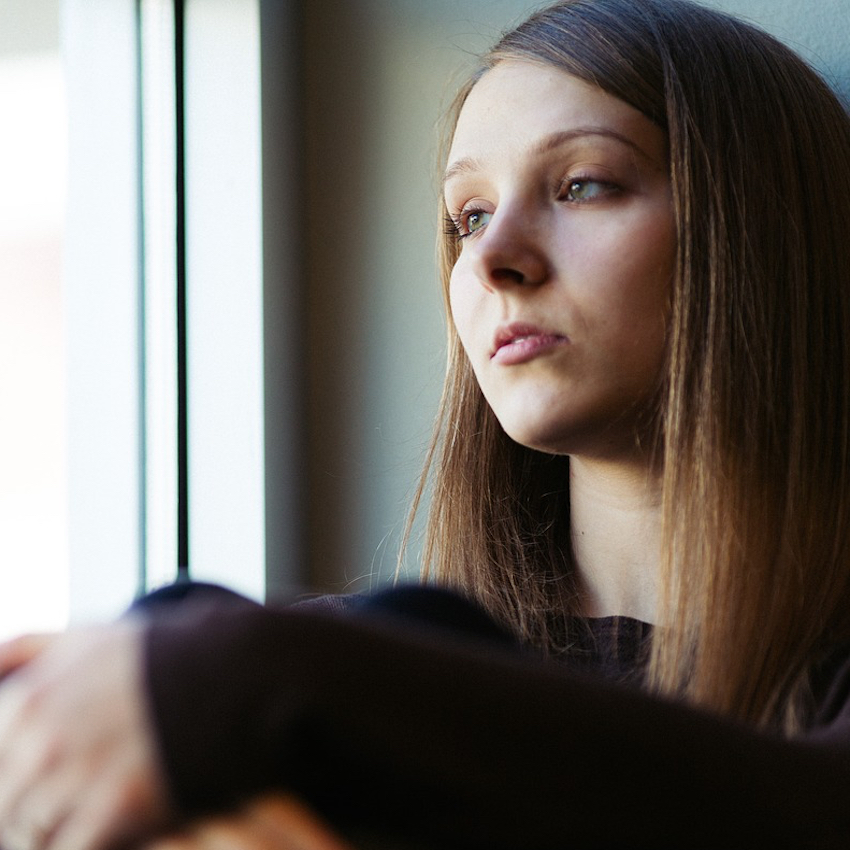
left=1, top=588, right=849, bottom=850
left=145, top=595, right=850, bottom=850
left=0, top=621, right=169, bottom=850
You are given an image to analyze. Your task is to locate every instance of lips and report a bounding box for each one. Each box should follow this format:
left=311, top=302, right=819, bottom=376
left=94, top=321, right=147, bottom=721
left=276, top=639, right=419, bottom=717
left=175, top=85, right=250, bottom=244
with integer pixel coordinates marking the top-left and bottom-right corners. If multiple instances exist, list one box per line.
left=491, top=322, right=569, bottom=365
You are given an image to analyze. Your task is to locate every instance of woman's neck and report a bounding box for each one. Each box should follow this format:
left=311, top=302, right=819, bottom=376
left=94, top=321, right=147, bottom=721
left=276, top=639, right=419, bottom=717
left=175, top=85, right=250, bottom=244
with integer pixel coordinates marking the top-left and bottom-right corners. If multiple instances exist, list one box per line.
left=569, top=455, right=662, bottom=624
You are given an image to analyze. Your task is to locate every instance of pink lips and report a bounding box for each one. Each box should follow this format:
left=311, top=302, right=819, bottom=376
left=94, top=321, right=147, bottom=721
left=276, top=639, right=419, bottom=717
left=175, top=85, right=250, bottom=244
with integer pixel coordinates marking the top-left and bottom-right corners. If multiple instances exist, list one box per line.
left=491, top=323, right=569, bottom=365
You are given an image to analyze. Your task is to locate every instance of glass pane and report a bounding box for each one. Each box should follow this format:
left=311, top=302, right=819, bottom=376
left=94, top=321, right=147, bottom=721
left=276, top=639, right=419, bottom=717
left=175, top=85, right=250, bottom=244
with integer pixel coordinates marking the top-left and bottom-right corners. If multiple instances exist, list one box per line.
left=0, top=0, right=69, bottom=639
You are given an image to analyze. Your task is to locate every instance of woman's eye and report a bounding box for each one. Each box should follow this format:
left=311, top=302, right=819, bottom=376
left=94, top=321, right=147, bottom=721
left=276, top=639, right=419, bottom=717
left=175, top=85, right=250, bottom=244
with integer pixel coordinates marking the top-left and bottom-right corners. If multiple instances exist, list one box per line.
left=464, top=209, right=492, bottom=234
left=446, top=208, right=492, bottom=239
left=562, top=179, right=613, bottom=202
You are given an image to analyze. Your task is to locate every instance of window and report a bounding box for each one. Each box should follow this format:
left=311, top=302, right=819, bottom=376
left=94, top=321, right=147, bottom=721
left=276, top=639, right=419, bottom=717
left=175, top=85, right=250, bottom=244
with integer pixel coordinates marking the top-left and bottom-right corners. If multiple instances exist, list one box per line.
left=0, top=0, right=68, bottom=639
left=0, top=0, right=294, bottom=638
left=62, top=0, right=276, bottom=620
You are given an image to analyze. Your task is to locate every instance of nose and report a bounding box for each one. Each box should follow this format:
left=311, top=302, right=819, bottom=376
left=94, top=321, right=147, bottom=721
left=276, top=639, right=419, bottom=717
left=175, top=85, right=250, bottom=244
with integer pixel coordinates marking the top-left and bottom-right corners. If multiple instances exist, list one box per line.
left=468, top=204, right=549, bottom=290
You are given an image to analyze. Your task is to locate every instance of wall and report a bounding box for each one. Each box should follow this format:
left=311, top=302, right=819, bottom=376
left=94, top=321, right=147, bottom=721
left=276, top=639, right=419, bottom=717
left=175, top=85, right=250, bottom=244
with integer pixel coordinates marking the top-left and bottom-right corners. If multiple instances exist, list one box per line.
left=302, top=0, right=540, bottom=592
left=704, top=0, right=849, bottom=96
left=296, top=0, right=849, bottom=594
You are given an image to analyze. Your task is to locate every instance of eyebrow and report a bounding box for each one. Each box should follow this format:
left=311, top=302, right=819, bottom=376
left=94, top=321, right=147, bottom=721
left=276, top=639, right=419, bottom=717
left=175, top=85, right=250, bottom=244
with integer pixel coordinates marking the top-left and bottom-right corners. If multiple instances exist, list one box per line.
left=442, top=126, right=655, bottom=188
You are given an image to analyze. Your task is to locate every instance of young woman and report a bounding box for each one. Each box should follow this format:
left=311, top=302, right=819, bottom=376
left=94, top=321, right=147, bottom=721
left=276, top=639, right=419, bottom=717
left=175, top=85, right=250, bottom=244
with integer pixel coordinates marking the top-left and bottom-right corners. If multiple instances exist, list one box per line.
left=425, top=0, right=850, bottom=734
left=1, top=1, right=849, bottom=848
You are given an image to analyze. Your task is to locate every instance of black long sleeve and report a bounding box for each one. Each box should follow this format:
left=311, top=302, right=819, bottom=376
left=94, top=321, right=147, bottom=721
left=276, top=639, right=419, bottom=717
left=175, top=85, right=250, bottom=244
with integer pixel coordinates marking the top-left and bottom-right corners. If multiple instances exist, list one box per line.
left=141, top=587, right=850, bottom=849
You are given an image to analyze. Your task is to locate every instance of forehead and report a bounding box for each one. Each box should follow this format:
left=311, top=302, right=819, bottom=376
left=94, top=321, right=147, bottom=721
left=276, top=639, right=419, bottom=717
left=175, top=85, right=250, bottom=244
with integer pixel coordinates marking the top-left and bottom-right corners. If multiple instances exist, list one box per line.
left=447, top=59, right=664, bottom=173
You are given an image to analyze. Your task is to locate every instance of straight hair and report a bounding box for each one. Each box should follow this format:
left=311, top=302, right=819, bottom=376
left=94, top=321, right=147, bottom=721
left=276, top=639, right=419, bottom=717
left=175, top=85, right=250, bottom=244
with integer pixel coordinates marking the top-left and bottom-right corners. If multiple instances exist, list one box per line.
left=403, top=0, right=850, bottom=733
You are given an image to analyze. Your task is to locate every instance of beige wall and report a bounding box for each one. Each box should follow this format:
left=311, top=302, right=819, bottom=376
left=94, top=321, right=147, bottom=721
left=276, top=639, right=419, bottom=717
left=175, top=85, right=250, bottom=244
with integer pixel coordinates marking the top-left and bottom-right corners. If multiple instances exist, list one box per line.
left=297, top=0, right=850, bottom=593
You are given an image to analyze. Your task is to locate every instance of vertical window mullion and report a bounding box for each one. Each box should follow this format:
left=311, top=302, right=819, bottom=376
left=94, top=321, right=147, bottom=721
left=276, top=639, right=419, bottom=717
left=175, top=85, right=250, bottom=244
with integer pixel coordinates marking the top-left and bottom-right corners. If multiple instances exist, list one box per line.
left=174, top=0, right=190, bottom=581
left=138, top=0, right=182, bottom=590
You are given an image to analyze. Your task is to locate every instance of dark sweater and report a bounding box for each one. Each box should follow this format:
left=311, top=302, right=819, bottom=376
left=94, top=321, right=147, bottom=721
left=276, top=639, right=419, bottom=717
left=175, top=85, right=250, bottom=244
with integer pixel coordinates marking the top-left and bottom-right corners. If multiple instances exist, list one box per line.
left=136, top=583, right=850, bottom=849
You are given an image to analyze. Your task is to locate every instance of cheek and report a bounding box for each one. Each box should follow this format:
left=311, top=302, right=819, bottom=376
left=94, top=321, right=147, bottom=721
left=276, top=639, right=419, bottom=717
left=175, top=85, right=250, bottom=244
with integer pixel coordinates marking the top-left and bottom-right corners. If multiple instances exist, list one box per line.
left=573, top=226, right=673, bottom=391
left=448, top=263, right=478, bottom=353
left=592, top=215, right=674, bottom=329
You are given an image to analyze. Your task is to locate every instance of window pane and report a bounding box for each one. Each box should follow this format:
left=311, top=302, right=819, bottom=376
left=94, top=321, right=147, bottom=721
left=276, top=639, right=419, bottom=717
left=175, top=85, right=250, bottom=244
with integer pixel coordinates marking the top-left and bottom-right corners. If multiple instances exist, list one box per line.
left=0, top=0, right=68, bottom=639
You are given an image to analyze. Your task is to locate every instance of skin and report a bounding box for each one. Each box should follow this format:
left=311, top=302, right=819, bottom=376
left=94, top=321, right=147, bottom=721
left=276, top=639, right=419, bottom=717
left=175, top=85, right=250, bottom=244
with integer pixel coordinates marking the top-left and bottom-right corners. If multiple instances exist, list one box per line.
left=0, top=634, right=350, bottom=850
left=445, top=60, right=675, bottom=619
left=141, top=796, right=354, bottom=850
left=446, top=59, right=674, bottom=461
left=0, top=624, right=169, bottom=850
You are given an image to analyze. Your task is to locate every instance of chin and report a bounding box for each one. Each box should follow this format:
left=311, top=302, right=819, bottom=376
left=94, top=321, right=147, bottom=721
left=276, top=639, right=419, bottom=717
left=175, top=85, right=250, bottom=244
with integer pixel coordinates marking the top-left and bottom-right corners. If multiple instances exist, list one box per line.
left=497, top=417, right=572, bottom=456
left=496, top=408, right=647, bottom=460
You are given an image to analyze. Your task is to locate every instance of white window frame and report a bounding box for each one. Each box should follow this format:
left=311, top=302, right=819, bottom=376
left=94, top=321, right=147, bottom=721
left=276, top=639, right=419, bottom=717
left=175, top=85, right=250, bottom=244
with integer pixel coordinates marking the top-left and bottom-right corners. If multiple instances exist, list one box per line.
left=63, top=0, right=303, bottom=621
left=183, top=0, right=266, bottom=600
left=64, top=0, right=145, bottom=623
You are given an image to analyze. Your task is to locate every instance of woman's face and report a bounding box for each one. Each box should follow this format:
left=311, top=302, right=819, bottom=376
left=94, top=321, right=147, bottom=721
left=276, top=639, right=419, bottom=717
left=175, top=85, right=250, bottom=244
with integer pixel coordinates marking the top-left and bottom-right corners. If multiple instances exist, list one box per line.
left=445, top=60, right=675, bottom=462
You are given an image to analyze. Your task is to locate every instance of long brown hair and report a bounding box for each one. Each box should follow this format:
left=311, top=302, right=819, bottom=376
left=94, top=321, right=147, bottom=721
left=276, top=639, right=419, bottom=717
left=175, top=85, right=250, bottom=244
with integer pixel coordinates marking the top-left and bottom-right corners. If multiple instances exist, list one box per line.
left=404, top=0, right=850, bottom=732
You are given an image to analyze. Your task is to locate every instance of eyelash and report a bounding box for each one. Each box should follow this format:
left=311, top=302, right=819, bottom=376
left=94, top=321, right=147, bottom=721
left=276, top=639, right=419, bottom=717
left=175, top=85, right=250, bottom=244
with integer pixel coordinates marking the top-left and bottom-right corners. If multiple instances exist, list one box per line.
left=445, top=176, right=619, bottom=241
left=443, top=210, right=487, bottom=241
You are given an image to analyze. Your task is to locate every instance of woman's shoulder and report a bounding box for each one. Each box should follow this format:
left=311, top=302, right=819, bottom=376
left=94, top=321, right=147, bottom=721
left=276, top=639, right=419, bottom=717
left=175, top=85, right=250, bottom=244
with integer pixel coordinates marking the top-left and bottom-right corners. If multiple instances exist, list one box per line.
left=293, top=585, right=520, bottom=649
left=289, top=593, right=366, bottom=614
